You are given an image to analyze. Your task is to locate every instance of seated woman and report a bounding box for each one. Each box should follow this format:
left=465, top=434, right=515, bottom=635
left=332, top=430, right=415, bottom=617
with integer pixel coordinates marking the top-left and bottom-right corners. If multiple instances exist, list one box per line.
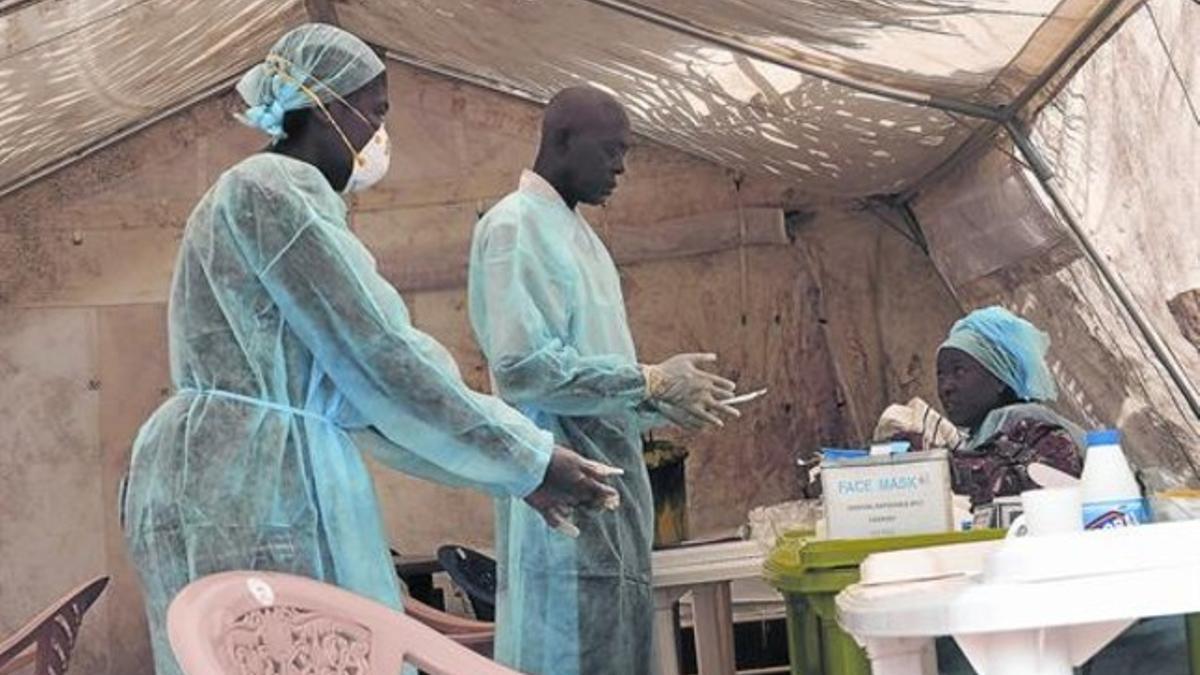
left=936, top=306, right=1085, bottom=505
left=940, top=308, right=1188, bottom=674
left=927, top=308, right=1186, bottom=674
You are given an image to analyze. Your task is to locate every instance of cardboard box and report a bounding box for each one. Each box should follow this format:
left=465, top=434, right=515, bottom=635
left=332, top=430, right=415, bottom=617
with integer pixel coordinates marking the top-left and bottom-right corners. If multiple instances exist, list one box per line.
left=821, top=450, right=953, bottom=539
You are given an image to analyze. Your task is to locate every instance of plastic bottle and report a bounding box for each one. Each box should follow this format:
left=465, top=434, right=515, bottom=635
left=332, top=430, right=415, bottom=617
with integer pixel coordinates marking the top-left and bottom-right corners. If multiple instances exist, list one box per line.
left=1079, top=429, right=1148, bottom=529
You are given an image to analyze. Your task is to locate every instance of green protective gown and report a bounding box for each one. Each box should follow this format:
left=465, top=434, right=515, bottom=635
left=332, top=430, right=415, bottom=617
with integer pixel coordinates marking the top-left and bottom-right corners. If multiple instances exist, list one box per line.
left=123, top=153, right=554, bottom=675
left=468, top=170, right=661, bottom=675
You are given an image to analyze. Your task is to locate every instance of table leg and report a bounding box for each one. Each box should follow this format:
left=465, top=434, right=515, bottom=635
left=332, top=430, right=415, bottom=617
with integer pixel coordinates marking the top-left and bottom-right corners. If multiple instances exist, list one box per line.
left=654, top=587, right=686, bottom=675
left=859, top=637, right=936, bottom=675
left=955, top=629, right=1073, bottom=675
left=692, top=582, right=737, bottom=675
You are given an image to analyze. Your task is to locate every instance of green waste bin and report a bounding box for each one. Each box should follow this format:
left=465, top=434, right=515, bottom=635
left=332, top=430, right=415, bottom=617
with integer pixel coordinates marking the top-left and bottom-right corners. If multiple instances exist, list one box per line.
left=1189, top=614, right=1200, bottom=675
left=763, top=528, right=1006, bottom=675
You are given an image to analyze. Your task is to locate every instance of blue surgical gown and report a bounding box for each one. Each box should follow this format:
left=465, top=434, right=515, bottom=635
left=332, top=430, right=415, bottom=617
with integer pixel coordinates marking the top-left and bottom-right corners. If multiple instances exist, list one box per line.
left=468, top=170, right=659, bottom=675
left=123, top=153, right=554, bottom=675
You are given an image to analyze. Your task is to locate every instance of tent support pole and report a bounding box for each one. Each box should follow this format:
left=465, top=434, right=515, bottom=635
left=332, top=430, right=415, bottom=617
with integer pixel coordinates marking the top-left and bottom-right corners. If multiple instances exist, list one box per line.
left=895, top=0, right=1134, bottom=203
left=882, top=198, right=966, bottom=311
left=0, top=0, right=48, bottom=17
left=381, top=49, right=546, bottom=106
left=1004, top=119, right=1200, bottom=421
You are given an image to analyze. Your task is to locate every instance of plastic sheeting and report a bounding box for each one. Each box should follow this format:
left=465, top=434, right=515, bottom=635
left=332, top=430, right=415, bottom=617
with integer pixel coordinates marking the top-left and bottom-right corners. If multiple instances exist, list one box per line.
left=912, top=0, right=1200, bottom=482
left=1033, top=0, right=1200, bottom=383
left=0, top=0, right=305, bottom=192
left=0, top=0, right=1139, bottom=198
left=339, top=0, right=982, bottom=196
left=914, top=145, right=1200, bottom=483
left=914, top=149, right=1066, bottom=289
left=626, top=0, right=1080, bottom=101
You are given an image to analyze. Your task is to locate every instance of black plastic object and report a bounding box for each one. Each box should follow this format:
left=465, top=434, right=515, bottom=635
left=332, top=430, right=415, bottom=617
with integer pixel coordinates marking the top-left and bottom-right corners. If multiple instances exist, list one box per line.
left=436, top=545, right=497, bottom=622
left=390, top=549, right=445, bottom=610
left=678, top=617, right=790, bottom=674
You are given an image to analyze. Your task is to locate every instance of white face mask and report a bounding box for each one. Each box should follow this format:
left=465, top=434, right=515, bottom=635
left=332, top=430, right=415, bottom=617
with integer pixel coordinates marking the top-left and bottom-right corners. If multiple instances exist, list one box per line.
left=343, top=124, right=390, bottom=194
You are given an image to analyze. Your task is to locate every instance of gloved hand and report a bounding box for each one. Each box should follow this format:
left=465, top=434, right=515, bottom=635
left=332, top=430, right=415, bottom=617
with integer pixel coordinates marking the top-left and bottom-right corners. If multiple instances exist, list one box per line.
left=525, top=446, right=623, bottom=535
left=643, top=353, right=739, bottom=428
left=648, top=399, right=718, bottom=431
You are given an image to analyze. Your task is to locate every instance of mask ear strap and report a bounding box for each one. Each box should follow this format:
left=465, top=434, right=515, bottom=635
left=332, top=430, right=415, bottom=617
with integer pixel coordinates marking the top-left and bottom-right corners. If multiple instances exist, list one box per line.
left=270, top=55, right=376, bottom=127
left=265, top=54, right=376, bottom=166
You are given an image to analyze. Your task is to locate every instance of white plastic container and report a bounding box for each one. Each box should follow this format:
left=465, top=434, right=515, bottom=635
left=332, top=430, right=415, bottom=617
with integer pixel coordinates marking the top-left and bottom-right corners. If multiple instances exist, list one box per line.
left=1079, top=429, right=1148, bottom=529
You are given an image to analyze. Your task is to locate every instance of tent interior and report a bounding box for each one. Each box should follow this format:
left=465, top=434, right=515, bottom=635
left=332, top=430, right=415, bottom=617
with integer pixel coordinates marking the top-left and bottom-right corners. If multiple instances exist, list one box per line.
left=0, top=0, right=1196, bottom=672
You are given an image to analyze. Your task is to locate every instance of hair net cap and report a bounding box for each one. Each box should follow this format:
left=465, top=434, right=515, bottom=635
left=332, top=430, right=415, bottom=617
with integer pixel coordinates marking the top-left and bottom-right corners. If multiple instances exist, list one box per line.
left=939, top=306, right=1058, bottom=402
left=236, top=23, right=385, bottom=139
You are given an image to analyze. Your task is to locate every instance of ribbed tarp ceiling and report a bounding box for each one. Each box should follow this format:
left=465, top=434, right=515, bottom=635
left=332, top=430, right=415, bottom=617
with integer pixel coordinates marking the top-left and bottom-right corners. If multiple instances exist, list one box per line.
left=0, top=0, right=1138, bottom=197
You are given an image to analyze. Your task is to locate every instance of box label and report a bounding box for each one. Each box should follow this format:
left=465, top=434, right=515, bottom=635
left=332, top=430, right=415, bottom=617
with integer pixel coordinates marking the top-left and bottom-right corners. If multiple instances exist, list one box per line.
left=823, top=458, right=952, bottom=538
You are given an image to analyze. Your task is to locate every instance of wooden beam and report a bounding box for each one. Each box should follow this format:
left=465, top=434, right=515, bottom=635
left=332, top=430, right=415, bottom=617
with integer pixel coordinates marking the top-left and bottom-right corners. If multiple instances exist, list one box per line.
left=374, top=208, right=789, bottom=292
left=304, top=0, right=339, bottom=25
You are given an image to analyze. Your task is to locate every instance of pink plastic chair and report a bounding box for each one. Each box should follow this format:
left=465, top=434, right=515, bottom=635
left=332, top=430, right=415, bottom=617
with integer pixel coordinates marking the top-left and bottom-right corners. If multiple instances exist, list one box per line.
left=0, top=576, right=109, bottom=675
left=400, top=594, right=494, bottom=657
left=167, top=571, right=521, bottom=675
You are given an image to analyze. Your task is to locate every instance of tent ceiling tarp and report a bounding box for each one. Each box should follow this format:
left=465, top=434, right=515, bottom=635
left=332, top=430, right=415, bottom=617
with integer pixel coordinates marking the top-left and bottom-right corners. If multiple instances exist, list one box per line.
left=342, top=0, right=988, bottom=196
left=0, top=0, right=1140, bottom=198
left=588, top=0, right=1116, bottom=104
left=0, top=0, right=306, bottom=195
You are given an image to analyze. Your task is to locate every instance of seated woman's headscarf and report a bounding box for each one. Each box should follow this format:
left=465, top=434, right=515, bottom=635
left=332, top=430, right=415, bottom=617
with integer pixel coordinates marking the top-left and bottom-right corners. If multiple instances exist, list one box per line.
left=236, top=23, right=385, bottom=140
left=939, top=306, right=1058, bottom=402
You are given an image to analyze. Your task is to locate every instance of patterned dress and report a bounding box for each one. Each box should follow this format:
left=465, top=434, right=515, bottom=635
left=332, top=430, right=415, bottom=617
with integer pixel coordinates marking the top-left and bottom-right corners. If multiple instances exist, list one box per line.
left=949, top=402, right=1085, bottom=505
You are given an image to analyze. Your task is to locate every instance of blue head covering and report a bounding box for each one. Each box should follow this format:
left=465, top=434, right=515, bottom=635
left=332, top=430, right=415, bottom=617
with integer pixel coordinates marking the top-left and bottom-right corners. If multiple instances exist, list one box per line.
left=939, top=306, right=1058, bottom=402
left=236, top=23, right=385, bottom=140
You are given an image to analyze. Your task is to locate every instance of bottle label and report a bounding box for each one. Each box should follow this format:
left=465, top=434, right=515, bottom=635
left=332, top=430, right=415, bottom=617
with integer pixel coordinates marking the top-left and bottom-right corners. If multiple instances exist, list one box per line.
left=1082, top=498, right=1149, bottom=529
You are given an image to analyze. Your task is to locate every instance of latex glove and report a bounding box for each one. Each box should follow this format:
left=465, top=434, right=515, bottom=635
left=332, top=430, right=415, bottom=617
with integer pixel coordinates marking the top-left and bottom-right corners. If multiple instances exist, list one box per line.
left=873, top=398, right=962, bottom=450
left=525, top=446, right=622, bottom=533
left=650, top=399, right=714, bottom=431
left=643, top=353, right=739, bottom=428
